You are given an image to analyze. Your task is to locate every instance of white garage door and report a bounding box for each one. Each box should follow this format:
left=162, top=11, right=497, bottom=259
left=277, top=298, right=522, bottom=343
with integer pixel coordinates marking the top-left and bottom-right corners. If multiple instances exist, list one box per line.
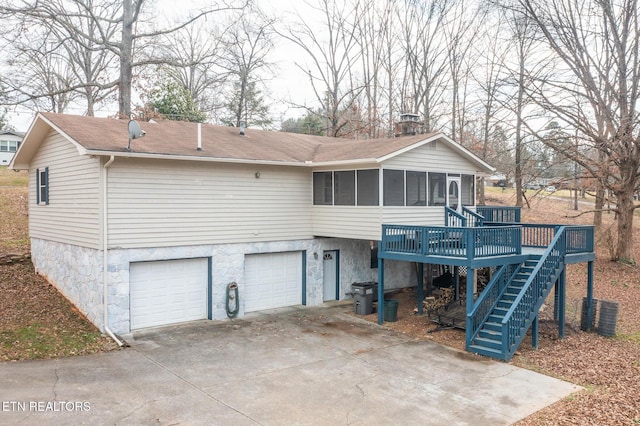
left=130, top=258, right=208, bottom=330
left=244, top=252, right=303, bottom=313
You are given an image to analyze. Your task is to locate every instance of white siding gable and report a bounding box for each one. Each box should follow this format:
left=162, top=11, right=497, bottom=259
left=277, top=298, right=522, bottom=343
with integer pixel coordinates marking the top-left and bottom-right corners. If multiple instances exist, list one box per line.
left=29, top=131, right=102, bottom=249
left=384, top=139, right=480, bottom=174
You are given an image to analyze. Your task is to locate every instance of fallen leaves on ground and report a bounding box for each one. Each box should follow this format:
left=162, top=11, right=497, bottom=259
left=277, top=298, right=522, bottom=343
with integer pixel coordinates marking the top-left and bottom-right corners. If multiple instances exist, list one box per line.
left=355, top=191, right=640, bottom=425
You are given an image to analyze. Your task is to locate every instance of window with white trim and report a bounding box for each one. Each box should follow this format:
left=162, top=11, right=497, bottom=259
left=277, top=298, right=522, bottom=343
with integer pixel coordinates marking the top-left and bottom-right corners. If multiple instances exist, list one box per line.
left=36, top=167, right=49, bottom=205
left=0, top=140, right=19, bottom=152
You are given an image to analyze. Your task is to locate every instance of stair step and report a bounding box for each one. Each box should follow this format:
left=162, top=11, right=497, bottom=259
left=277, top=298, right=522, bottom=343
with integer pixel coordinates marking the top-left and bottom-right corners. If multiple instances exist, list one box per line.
left=493, top=306, right=509, bottom=315
left=497, top=300, right=512, bottom=309
left=473, top=337, right=503, bottom=350
left=468, top=344, right=506, bottom=360
left=488, top=314, right=504, bottom=323
left=503, top=292, right=519, bottom=301
left=484, top=321, right=501, bottom=332
left=478, top=329, right=502, bottom=340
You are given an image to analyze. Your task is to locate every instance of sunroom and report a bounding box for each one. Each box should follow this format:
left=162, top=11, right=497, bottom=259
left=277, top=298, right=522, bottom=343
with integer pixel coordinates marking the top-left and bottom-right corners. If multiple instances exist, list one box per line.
left=311, top=167, right=478, bottom=241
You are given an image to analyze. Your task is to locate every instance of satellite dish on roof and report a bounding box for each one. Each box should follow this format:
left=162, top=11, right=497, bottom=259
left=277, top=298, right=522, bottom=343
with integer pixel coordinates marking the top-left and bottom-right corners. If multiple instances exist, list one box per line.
left=127, top=119, right=146, bottom=151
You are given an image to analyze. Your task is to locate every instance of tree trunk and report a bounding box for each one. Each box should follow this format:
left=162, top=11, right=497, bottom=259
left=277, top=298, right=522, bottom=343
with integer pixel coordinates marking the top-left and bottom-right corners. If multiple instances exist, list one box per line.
left=615, top=188, right=635, bottom=263
left=119, top=0, right=134, bottom=118
left=594, top=185, right=605, bottom=226
left=478, top=177, right=485, bottom=205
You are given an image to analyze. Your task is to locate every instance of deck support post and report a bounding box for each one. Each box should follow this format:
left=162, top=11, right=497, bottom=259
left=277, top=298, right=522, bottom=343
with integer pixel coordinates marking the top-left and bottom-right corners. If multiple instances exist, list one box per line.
left=454, top=266, right=460, bottom=301
left=416, top=263, right=424, bottom=314
left=532, top=315, right=539, bottom=349
left=553, top=282, right=559, bottom=321
left=586, top=261, right=594, bottom=331
left=558, top=268, right=566, bottom=338
left=377, top=256, right=384, bottom=325
left=465, top=267, right=474, bottom=348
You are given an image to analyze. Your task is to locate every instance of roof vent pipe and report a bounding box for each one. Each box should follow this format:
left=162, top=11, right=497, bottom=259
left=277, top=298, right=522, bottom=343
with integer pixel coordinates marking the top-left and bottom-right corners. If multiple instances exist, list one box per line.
left=239, top=121, right=245, bottom=136
left=197, top=123, right=202, bottom=151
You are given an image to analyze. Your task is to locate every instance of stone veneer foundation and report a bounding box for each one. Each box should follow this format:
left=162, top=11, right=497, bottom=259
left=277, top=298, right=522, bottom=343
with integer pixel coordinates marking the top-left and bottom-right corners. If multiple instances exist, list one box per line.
left=31, top=238, right=414, bottom=335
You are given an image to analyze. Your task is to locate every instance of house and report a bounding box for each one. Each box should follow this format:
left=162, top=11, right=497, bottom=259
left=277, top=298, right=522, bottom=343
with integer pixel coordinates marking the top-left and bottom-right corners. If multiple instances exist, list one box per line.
left=0, top=130, right=24, bottom=165
left=11, top=112, right=495, bottom=340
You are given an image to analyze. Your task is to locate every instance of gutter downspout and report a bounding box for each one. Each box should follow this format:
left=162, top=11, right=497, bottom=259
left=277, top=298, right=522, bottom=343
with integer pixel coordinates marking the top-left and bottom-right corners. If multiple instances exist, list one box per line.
left=103, top=155, right=124, bottom=346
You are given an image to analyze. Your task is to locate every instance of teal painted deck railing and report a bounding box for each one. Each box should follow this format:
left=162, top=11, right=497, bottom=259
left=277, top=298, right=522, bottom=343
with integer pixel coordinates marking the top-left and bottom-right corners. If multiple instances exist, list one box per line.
left=381, top=224, right=522, bottom=259
left=467, top=263, right=520, bottom=344
left=566, top=226, right=594, bottom=253
left=501, top=227, right=566, bottom=360
left=445, top=207, right=466, bottom=227
left=445, top=207, right=485, bottom=227
left=477, top=206, right=521, bottom=223
left=463, top=207, right=484, bottom=227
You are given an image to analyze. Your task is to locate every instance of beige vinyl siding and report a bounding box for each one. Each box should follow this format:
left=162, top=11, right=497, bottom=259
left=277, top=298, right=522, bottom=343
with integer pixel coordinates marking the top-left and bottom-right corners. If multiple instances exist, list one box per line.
left=29, top=132, right=102, bottom=249
left=382, top=207, right=446, bottom=227
left=312, top=206, right=382, bottom=240
left=384, top=140, right=479, bottom=174
left=107, top=159, right=312, bottom=248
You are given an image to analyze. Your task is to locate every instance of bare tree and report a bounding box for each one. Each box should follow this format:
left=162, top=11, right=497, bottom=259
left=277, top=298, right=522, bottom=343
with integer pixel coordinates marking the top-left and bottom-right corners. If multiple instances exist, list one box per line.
left=472, top=12, right=510, bottom=204
left=0, top=0, right=120, bottom=115
left=277, top=0, right=364, bottom=137
left=156, top=22, right=232, bottom=122
left=220, top=11, right=275, bottom=128
left=442, top=0, right=485, bottom=142
left=398, top=0, right=449, bottom=133
left=512, top=0, right=640, bottom=262
left=0, top=0, right=247, bottom=118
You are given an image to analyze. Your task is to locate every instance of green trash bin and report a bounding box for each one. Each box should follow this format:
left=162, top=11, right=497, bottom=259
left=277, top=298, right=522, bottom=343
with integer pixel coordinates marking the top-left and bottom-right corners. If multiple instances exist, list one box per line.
left=384, top=299, right=399, bottom=322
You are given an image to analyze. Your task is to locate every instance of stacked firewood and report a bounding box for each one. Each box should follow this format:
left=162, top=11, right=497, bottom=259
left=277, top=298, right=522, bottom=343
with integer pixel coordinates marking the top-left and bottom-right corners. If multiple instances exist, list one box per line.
left=421, top=287, right=455, bottom=314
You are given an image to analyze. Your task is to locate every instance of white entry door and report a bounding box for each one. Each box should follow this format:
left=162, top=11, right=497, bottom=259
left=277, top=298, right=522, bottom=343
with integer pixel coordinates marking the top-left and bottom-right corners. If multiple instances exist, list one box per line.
left=244, top=252, right=303, bottom=312
left=323, top=251, right=338, bottom=301
left=447, top=176, right=462, bottom=213
left=129, top=258, right=208, bottom=330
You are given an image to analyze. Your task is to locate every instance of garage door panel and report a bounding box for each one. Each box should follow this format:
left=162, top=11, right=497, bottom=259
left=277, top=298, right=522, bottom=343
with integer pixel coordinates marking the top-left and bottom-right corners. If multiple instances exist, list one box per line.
left=244, top=252, right=302, bottom=313
left=130, top=258, right=208, bottom=330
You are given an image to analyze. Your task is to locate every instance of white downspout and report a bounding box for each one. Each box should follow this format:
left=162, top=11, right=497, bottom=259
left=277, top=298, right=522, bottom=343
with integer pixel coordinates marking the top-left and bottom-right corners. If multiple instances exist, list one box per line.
left=103, top=155, right=124, bottom=346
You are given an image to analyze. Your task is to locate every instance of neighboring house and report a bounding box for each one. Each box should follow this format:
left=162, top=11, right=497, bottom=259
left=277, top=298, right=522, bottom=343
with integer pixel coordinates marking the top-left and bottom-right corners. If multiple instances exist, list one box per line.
left=11, top=113, right=494, bottom=338
left=0, top=130, right=24, bottom=165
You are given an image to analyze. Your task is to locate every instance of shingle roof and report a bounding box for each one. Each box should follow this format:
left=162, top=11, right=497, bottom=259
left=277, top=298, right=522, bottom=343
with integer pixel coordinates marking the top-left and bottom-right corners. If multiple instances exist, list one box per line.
left=38, top=112, right=435, bottom=164
left=12, top=113, right=494, bottom=173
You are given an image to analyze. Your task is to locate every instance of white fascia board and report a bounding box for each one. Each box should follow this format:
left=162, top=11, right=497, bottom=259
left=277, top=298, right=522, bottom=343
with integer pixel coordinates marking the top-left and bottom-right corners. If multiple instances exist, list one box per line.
left=83, top=149, right=311, bottom=167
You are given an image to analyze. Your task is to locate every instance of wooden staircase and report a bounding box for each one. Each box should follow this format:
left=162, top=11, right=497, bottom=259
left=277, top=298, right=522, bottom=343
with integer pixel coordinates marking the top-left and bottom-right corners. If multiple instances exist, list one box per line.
left=467, top=227, right=567, bottom=361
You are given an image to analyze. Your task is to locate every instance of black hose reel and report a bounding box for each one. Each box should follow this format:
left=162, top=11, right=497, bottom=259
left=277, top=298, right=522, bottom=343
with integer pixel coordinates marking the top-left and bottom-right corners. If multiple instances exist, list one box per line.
left=226, top=282, right=239, bottom=318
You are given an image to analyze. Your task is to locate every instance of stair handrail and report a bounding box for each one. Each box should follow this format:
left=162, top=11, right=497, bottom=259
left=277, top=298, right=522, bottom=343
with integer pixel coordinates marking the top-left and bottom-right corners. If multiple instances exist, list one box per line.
left=466, top=262, right=520, bottom=346
left=500, top=226, right=566, bottom=359
left=462, top=206, right=484, bottom=227
left=445, top=207, right=466, bottom=227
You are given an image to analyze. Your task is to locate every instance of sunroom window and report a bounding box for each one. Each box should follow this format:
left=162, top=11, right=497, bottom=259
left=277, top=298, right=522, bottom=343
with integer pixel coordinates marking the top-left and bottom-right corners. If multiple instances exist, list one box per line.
left=406, top=171, right=426, bottom=206
left=428, top=172, right=446, bottom=206
left=462, top=174, right=475, bottom=206
left=313, top=172, right=332, bottom=205
left=383, top=169, right=404, bottom=206
left=334, top=171, right=355, bottom=205
left=357, top=169, right=379, bottom=206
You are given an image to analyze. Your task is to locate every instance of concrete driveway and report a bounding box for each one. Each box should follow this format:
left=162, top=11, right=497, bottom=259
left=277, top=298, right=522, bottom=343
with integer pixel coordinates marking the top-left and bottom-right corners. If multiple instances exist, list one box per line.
left=0, top=302, right=580, bottom=425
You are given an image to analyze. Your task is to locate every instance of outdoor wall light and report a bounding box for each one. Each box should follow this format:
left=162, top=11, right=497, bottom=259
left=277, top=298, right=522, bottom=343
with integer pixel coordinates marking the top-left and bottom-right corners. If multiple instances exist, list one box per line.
left=255, top=171, right=261, bottom=179
left=313, top=252, right=318, bottom=260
